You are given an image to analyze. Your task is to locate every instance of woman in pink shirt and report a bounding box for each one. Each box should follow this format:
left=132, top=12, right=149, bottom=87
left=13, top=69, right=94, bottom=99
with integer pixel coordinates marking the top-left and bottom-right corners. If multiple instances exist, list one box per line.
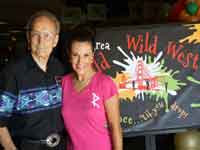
left=61, top=27, right=122, bottom=150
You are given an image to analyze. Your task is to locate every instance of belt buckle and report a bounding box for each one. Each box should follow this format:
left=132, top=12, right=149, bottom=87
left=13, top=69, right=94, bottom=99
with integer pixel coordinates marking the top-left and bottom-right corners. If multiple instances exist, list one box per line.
left=46, top=133, right=61, bottom=147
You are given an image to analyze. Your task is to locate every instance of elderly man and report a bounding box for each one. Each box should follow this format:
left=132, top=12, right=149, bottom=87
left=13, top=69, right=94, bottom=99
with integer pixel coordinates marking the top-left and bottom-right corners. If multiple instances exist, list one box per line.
left=0, top=10, right=66, bottom=150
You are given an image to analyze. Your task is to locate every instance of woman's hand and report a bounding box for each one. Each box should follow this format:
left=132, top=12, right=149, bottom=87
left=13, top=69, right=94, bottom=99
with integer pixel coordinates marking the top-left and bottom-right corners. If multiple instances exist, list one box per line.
left=105, top=95, right=123, bottom=150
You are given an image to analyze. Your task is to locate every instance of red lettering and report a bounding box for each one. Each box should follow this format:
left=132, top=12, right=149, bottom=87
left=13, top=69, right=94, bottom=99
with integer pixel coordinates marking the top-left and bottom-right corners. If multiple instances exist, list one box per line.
left=94, top=51, right=111, bottom=71
left=144, top=32, right=149, bottom=52
left=98, top=51, right=111, bottom=70
left=149, top=35, right=158, bottom=55
left=127, top=34, right=142, bottom=51
left=127, top=32, right=158, bottom=56
left=166, top=42, right=184, bottom=59
left=93, top=59, right=102, bottom=72
left=193, top=53, right=199, bottom=71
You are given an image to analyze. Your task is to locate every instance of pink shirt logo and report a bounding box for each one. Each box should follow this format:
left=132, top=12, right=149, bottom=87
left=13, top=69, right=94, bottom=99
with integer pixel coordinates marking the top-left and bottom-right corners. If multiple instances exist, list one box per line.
left=91, top=92, right=100, bottom=108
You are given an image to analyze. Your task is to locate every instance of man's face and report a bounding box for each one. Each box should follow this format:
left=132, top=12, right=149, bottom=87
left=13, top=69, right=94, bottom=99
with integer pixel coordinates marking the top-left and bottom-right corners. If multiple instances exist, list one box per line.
left=28, top=16, right=59, bottom=59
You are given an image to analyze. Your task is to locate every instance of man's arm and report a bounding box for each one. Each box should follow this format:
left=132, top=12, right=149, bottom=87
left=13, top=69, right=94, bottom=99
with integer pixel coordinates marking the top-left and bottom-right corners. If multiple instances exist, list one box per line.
left=0, top=127, right=16, bottom=150
left=0, top=65, right=18, bottom=150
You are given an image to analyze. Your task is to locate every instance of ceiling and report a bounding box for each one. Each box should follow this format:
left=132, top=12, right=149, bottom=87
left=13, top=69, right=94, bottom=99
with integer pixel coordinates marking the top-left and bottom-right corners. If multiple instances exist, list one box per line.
left=0, top=0, right=173, bottom=51
left=0, top=0, right=111, bottom=33
left=0, top=0, right=173, bottom=32
left=0, top=0, right=65, bottom=29
left=0, top=0, right=109, bottom=27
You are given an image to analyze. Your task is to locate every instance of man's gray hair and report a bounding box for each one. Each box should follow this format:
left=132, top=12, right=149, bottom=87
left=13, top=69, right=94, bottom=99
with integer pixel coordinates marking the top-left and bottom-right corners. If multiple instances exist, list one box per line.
left=26, top=10, right=60, bottom=34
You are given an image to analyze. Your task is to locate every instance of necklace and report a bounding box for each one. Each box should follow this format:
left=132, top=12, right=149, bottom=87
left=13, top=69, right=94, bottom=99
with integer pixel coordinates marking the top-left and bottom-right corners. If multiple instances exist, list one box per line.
left=75, top=78, right=90, bottom=86
left=73, top=71, right=96, bottom=92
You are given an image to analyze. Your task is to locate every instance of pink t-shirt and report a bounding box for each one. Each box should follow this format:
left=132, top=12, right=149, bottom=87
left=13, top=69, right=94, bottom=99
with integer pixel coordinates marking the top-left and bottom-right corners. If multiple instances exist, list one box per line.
left=62, top=72, right=118, bottom=150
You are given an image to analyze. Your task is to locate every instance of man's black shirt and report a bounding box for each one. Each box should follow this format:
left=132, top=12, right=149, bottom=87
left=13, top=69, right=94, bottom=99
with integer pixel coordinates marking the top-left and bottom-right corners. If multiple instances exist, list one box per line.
left=0, top=53, right=65, bottom=139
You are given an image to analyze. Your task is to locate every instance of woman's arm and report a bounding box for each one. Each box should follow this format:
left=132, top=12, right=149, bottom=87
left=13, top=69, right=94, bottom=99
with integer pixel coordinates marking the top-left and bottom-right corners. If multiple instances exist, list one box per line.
left=0, top=127, right=17, bottom=150
left=105, top=95, right=123, bottom=150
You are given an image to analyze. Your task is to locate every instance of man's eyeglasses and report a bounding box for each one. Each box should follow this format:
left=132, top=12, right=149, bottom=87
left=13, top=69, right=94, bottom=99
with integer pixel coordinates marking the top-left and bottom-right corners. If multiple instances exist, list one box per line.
left=30, top=31, right=56, bottom=41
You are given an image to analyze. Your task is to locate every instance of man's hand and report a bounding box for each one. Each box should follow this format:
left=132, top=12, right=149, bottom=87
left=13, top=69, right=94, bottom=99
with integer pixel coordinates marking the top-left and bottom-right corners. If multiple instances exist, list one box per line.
left=0, top=127, right=17, bottom=150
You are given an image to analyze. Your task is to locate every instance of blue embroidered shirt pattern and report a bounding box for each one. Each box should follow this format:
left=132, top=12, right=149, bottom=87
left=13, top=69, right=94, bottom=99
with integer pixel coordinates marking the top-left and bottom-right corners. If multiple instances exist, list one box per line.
left=0, top=92, right=17, bottom=117
left=0, top=85, right=61, bottom=116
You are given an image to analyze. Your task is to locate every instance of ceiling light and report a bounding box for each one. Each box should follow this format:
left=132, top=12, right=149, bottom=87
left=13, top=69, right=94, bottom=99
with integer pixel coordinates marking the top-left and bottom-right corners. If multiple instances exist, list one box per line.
left=0, top=21, right=8, bottom=25
left=9, top=30, right=23, bottom=33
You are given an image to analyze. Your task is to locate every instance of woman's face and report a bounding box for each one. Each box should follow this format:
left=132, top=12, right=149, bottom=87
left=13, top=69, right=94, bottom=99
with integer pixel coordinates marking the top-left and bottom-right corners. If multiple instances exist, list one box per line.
left=70, top=41, right=94, bottom=76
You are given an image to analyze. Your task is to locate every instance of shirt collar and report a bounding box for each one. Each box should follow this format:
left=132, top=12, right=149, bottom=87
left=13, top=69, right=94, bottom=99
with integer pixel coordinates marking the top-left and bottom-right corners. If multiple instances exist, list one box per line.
left=26, top=52, right=56, bottom=72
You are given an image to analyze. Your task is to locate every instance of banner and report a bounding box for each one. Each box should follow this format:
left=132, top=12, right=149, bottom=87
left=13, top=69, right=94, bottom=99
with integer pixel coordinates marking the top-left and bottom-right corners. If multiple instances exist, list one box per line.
left=94, top=23, right=200, bottom=136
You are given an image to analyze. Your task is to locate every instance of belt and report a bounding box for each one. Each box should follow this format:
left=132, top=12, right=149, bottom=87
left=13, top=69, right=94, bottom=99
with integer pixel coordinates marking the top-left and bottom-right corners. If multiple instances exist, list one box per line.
left=22, top=133, right=62, bottom=148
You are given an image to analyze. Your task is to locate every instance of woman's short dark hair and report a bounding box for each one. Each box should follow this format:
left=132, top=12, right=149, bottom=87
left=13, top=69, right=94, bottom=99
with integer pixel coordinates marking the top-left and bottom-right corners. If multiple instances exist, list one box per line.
left=67, top=25, right=96, bottom=55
